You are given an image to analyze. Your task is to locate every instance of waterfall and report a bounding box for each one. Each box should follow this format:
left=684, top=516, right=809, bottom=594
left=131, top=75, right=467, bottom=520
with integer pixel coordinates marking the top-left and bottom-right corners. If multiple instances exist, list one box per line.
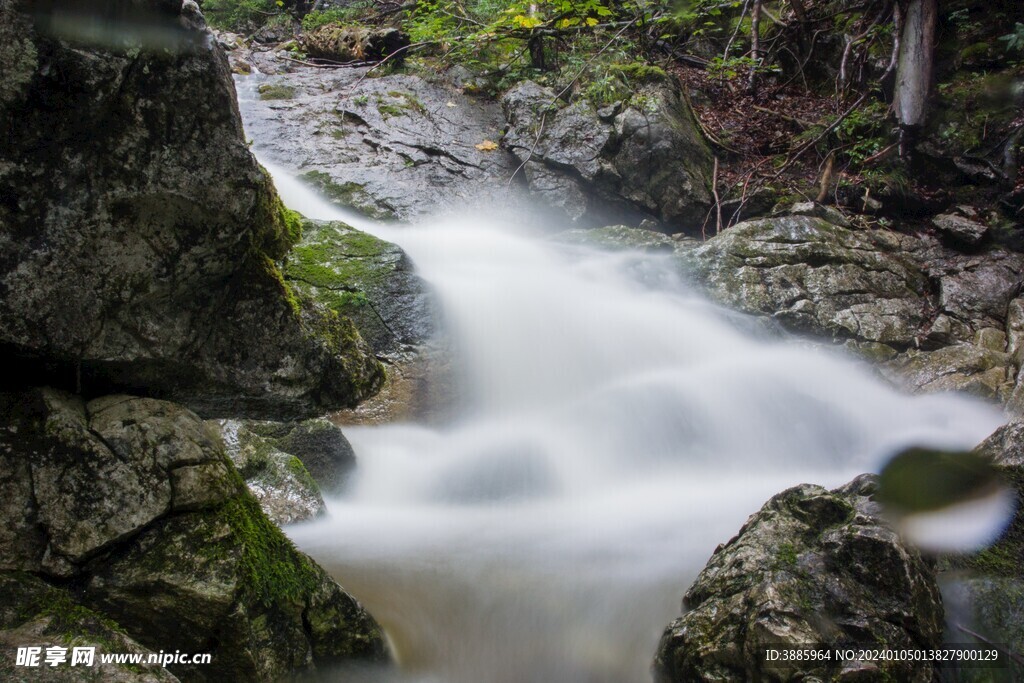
left=238, top=80, right=1005, bottom=683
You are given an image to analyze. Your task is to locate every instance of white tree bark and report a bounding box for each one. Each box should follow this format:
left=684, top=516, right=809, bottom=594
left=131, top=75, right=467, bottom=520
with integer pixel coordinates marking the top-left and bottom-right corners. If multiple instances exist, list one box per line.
left=894, top=0, right=937, bottom=130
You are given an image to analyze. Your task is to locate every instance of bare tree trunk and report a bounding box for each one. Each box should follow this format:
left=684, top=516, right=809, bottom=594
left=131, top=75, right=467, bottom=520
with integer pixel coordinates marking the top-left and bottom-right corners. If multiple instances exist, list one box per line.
left=748, top=0, right=762, bottom=94
left=788, top=0, right=807, bottom=23
left=894, top=0, right=937, bottom=156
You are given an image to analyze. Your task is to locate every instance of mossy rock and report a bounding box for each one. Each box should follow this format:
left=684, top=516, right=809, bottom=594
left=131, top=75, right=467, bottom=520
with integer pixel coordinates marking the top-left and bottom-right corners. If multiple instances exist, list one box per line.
left=83, top=492, right=388, bottom=682
left=300, top=170, right=397, bottom=221
left=258, top=83, right=297, bottom=100
left=655, top=476, right=944, bottom=683
left=284, top=218, right=434, bottom=358
left=0, top=1, right=381, bottom=420
left=0, top=389, right=388, bottom=682
left=0, top=572, right=178, bottom=682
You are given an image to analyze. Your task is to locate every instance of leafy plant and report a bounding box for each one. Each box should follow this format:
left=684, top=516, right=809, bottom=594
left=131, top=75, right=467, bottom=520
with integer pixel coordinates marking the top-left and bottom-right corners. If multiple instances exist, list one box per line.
left=301, top=6, right=372, bottom=32
left=1000, top=23, right=1024, bottom=53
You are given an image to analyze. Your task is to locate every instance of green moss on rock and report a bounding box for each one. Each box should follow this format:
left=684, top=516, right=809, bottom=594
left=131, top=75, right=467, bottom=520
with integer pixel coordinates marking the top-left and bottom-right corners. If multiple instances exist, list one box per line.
left=220, top=494, right=321, bottom=607
left=300, top=170, right=397, bottom=220
left=258, top=83, right=297, bottom=100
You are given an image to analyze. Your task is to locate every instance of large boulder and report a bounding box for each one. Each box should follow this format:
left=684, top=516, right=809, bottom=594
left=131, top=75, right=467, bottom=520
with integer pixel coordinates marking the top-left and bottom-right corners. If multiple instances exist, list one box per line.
left=684, top=215, right=932, bottom=347
left=0, top=388, right=388, bottom=681
left=0, top=0, right=382, bottom=419
left=654, top=475, right=944, bottom=683
left=501, top=80, right=713, bottom=232
left=684, top=213, right=1024, bottom=405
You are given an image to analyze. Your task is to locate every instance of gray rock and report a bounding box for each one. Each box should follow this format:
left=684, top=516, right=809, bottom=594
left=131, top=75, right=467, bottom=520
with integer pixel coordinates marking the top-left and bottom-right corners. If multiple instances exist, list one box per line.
left=23, top=391, right=175, bottom=573
left=502, top=80, right=713, bottom=231
left=272, top=418, right=358, bottom=491
left=84, top=499, right=386, bottom=682
left=284, top=219, right=435, bottom=359
left=786, top=201, right=853, bottom=228
left=0, top=572, right=179, bottom=683
left=237, top=69, right=519, bottom=220
left=217, top=420, right=327, bottom=524
left=933, top=212, right=990, bottom=245
left=0, top=0, right=382, bottom=420
left=685, top=216, right=930, bottom=347
left=1007, top=298, right=1024, bottom=367
left=654, top=475, right=944, bottom=683
left=0, top=388, right=388, bottom=681
left=550, top=225, right=677, bottom=253
left=934, top=251, right=1024, bottom=333
left=881, top=344, right=1014, bottom=400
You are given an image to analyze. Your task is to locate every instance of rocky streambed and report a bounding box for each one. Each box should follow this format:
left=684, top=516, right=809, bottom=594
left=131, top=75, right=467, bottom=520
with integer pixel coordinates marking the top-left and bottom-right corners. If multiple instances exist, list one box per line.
left=1, top=1, right=1022, bottom=682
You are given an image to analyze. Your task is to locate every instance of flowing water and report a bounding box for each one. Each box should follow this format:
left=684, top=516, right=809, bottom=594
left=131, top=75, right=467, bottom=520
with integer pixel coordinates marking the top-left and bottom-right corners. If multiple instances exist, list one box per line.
left=238, top=78, right=1007, bottom=683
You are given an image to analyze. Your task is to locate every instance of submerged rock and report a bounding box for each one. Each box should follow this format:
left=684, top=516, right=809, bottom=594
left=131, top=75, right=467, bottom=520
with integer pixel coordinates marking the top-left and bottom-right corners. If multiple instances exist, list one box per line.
left=654, top=475, right=943, bottom=683
left=551, top=225, right=677, bottom=253
left=501, top=80, right=713, bottom=231
left=0, top=0, right=381, bottom=419
left=0, top=388, right=388, bottom=681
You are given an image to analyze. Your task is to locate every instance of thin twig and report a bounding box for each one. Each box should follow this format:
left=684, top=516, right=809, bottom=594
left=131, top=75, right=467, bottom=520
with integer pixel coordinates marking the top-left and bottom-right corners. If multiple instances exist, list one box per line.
left=771, top=93, right=868, bottom=180
left=955, top=623, right=1024, bottom=666
left=280, top=55, right=376, bottom=68
left=723, top=0, right=751, bottom=62
left=752, top=104, right=815, bottom=128
left=711, top=156, right=723, bottom=234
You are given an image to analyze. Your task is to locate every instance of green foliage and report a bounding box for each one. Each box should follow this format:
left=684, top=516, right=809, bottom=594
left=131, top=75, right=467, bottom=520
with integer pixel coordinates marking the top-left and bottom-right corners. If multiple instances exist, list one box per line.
left=832, top=100, right=891, bottom=165
left=201, top=0, right=282, bottom=31
left=672, top=0, right=740, bottom=39
left=1000, top=23, right=1024, bottom=53
left=301, top=5, right=372, bottom=32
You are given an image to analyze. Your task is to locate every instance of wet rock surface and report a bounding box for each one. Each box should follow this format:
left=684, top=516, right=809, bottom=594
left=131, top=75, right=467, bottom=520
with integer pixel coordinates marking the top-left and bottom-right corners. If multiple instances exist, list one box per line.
left=0, top=0, right=381, bottom=420
left=236, top=65, right=520, bottom=220
left=654, top=475, right=944, bottom=683
left=682, top=211, right=1024, bottom=404
left=0, top=388, right=388, bottom=681
left=684, top=215, right=934, bottom=346
left=502, top=80, right=713, bottom=232
left=217, top=420, right=327, bottom=525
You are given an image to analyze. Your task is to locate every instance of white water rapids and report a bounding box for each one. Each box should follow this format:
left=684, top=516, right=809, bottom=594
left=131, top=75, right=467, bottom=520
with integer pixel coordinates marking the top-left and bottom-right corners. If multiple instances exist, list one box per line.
left=245, top=95, right=1006, bottom=682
